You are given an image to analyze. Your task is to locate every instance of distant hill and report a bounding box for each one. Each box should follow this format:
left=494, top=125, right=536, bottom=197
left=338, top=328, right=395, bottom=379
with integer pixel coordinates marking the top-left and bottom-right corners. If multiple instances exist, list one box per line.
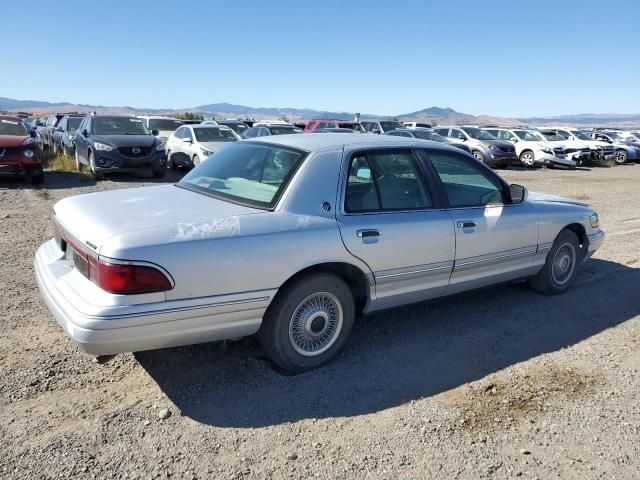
left=2, top=97, right=638, bottom=127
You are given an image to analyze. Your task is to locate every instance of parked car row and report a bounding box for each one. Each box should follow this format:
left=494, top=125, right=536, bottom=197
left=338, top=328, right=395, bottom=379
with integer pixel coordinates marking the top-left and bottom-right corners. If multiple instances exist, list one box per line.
left=8, top=111, right=640, bottom=184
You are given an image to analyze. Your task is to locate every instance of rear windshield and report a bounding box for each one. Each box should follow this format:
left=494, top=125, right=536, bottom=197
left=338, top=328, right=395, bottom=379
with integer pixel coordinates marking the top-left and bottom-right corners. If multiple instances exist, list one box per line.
left=337, top=122, right=364, bottom=132
left=94, top=117, right=150, bottom=135
left=178, top=142, right=307, bottom=209
left=193, top=127, right=237, bottom=142
left=412, top=130, right=445, bottom=141
left=0, top=119, right=28, bottom=136
left=380, top=121, right=405, bottom=132
left=149, top=119, right=183, bottom=131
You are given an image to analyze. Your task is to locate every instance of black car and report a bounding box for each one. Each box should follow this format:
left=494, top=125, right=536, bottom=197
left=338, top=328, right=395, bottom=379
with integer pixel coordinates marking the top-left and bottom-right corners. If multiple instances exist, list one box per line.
left=52, top=115, right=84, bottom=156
left=74, top=115, right=166, bottom=179
left=240, top=124, right=302, bottom=138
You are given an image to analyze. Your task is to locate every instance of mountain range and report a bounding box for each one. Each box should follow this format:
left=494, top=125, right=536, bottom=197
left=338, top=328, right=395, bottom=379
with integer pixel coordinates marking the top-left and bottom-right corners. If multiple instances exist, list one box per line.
left=2, top=97, right=639, bottom=127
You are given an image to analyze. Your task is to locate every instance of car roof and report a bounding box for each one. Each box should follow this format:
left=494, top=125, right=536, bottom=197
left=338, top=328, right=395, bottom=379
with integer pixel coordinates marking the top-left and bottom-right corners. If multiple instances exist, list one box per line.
left=191, top=124, right=231, bottom=129
left=249, top=132, right=463, bottom=153
left=137, top=115, right=181, bottom=120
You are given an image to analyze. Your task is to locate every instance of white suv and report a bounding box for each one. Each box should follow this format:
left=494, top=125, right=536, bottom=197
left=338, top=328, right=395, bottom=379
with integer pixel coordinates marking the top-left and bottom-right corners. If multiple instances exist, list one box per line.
left=165, top=124, right=240, bottom=168
left=137, top=116, right=184, bottom=144
left=482, top=127, right=576, bottom=168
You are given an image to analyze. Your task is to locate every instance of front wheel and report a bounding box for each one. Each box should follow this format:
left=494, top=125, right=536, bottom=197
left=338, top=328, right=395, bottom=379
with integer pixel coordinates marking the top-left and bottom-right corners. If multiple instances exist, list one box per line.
left=519, top=150, right=535, bottom=167
left=88, top=151, right=102, bottom=180
left=258, top=273, right=355, bottom=373
left=472, top=150, right=484, bottom=163
left=615, top=149, right=628, bottom=164
left=529, top=229, right=581, bottom=295
left=193, top=154, right=201, bottom=167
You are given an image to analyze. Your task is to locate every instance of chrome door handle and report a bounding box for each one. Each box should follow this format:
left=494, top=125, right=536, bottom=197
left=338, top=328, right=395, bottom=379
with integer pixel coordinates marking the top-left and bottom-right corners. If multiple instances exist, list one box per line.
left=456, top=221, right=476, bottom=229
left=357, top=229, right=380, bottom=238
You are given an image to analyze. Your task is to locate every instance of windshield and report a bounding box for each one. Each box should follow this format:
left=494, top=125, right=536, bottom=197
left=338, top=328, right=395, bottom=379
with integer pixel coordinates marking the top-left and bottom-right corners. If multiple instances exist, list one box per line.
left=149, top=119, right=183, bottom=132
left=571, top=130, right=592, bottom=141
left=0, top=119, right=28, bottom=136
left=380, top=121, right=405, bottom=132
left=604, top=132, right=623, bottom=140
left=222, top=123, right=248, bottom=134
left=540, top=131, right=566, bottom=141
left=194, top=127, right=238, bottom=142
left=337, top=122, right=364, bottom=132
left=94, top=117, right=150, bottom=135
left=462, top=127, right=496, bottom=140
left=269, top=127, right=302, bottom=135
left=412, top=130, right=445, bottom=142
left=514, top=130, right=543, bottom=141
left=67, top=117, right=83, bottom=132
left=178, top=142, right=307, bottom=209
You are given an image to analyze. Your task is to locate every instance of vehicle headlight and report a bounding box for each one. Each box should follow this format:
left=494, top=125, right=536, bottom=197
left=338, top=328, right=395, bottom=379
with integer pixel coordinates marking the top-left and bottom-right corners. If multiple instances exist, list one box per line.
left=23, top=149, right=34, bottom=158
left=155, top=143, right=165, bottom=152
left=487, top=144, right=499, bottom=150
left=201, top=148, right=215, bottom=156
left=590, top=213, right=599, bottom=228
left=94, top=142, right=114, bottom=151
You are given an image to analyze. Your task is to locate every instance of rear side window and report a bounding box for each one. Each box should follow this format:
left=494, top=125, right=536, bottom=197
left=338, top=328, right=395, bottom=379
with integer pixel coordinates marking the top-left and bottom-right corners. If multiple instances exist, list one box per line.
left=428, top=152, right=504, bottom=207
left=345, top=150, right=432, bottom=212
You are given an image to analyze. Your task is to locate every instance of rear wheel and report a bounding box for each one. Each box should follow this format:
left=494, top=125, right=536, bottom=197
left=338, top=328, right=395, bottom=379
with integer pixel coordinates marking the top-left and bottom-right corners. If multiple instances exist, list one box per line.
left=519, top=150, right=535, bottom=167
left=258, top=273, right=355, bottom=373
left=615, top=149, right=628, bottom=164
left=529, top=229, right=581, bottom=295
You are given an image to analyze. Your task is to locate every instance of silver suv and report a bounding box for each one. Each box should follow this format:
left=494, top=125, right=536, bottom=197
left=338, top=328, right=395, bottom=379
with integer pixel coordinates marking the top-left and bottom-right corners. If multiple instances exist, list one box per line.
left=434, top=126, right=517, bottom=168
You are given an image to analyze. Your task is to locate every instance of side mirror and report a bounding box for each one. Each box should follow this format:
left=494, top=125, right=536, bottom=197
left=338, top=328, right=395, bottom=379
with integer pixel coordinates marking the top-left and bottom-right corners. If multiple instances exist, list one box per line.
left=510, top=184, right=528, bottom=204
left=151, top=129, right=159, bottom=136
left=82, top=129, right=89, bottom=138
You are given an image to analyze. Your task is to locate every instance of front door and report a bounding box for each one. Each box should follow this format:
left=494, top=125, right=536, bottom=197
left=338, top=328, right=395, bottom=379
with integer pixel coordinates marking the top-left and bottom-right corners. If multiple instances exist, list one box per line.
left=337, top=148, right=455, bottom=310
left=422, top=150, right=539, bottom=293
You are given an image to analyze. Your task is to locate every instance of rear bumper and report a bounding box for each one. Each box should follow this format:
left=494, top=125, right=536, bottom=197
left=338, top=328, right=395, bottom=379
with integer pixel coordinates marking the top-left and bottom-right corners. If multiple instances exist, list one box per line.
left=34, top=239, right=272, bottom=356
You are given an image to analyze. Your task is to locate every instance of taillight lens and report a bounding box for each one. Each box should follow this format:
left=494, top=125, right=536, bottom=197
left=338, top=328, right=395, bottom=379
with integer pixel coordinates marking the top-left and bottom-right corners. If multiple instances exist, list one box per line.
left=89, top=258, right=172, bottom=294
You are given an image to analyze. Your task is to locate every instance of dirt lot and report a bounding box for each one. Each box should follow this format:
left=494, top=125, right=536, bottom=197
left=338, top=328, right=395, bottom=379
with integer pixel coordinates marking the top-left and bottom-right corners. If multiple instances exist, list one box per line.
left=1, top=164, right=639, bottom=480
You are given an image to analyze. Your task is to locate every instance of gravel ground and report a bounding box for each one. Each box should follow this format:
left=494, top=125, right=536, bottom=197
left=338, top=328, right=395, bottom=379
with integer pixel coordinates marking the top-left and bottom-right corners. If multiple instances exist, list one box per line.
left=1, top=164, right=639, bottom=480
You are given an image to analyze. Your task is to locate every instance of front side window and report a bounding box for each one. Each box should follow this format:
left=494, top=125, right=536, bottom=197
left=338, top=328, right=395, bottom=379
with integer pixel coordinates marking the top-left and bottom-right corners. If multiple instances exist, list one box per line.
left=428, top=152, right=504, bottom=207
left=461, top=127, right=496, bottom=140
left=450, top=129, right=467, bottom=140
left=93, top=117, right=150, bottom=135
left=345, top=150, right=432, bottom=212
left=178, top=142, right=307, bottom=209
left=67, top=117, right=83, bottom=132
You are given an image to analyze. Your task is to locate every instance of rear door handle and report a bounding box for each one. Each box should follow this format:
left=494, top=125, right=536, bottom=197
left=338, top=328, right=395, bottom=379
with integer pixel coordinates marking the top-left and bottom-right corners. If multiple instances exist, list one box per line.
left=357, top=229, right=381, bottom=238
left=456, top=221, right=476, bottom=229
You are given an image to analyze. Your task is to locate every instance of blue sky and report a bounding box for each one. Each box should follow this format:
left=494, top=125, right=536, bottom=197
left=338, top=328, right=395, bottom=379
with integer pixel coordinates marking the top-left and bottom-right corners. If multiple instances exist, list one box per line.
left=4, top=0, right=639, bottom=117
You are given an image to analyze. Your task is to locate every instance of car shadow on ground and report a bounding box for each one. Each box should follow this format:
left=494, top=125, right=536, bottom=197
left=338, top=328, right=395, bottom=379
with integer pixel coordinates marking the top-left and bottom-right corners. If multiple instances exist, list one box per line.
left=136, top=258, right=639, bottom=429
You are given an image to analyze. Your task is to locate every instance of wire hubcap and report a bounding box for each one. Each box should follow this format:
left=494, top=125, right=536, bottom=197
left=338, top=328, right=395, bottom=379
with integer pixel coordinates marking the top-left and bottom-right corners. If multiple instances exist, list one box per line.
left=552, top=243, right=576, bottom=285
left=289, top=292, right=343, bottom=356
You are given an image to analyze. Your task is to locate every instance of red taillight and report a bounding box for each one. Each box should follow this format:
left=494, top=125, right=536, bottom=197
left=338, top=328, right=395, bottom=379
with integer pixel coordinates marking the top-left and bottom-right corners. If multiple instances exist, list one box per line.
left=89, top=259, right=172, bottom=295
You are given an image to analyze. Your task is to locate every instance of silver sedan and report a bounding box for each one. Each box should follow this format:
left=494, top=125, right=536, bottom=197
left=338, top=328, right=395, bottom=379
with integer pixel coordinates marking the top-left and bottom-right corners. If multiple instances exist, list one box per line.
left=35, top=134, right=604, bottom=372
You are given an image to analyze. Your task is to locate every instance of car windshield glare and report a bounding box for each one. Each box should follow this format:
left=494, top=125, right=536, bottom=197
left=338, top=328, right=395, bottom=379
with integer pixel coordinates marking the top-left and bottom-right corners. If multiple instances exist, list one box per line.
left=93, top=117, right=150, bottom=135
left=194, top=127, right=237, bottom=142
left=462, top=127, right=496, bottom=140
left=67, top=118, right=83, bottom=132
left=515, top=130, right=543, bottom=141
left=412, top=130, right=444, bottom=141
left=149, top=119, right=183, bottom=131
left=380, top=121, right=404, bottom=132
left=0, top=119, right=28, bottom=136
left=178, top=142, right=307, bottom=209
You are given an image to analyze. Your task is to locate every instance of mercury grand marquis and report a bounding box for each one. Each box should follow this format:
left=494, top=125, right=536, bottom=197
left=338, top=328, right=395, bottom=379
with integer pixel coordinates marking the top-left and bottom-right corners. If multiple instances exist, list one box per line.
left=35, top=134, right=604, bottom=372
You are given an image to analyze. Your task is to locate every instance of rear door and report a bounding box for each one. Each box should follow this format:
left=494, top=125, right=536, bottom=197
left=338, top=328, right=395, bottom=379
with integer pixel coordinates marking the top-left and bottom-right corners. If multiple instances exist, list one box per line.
left=337, top=148, right=455, bottom=309
left=420, top=149, right=539, bottom=293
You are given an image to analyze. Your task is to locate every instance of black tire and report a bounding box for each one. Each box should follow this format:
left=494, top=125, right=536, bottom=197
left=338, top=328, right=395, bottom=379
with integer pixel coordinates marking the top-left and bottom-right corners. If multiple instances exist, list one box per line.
left=529, top=229, right=581, bottom=295
left=30, top=171, right=44, bottom=184
left=152, top=168, right=166, bottom=179
left=88, top=151, right=102, bottom=180
left=258, top=273, right=355, bottom=373
left=519, top=150, right=535, bottom=167
left=615, top=149, right=628, bottom=165
left=472, top=150, right=485, bottom=163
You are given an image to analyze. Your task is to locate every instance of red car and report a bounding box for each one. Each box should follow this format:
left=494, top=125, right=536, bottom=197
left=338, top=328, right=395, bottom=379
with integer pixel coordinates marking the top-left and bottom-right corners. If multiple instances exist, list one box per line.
left=0, top=115, right=43, bottom=184
left=304, top=119, right=364, bottom=133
